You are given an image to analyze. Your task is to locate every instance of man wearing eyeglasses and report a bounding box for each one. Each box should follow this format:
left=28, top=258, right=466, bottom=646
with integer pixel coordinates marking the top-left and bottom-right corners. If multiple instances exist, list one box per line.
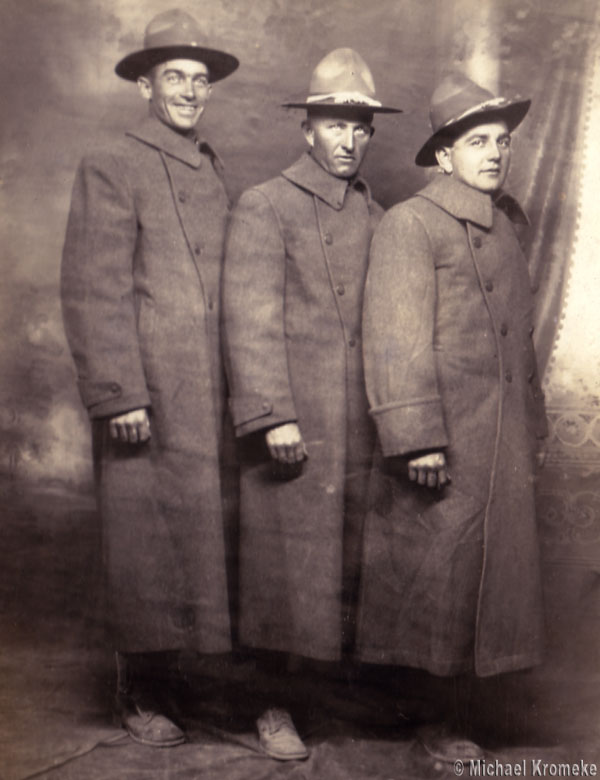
left=61, top=10, right=238, bottom=747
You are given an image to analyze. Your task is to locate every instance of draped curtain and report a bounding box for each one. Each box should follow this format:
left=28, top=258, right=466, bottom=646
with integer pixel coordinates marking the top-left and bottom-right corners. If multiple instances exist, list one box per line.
left=435, top=0, right=595, bottom=377
left=431, top=1, right=600, bottom=578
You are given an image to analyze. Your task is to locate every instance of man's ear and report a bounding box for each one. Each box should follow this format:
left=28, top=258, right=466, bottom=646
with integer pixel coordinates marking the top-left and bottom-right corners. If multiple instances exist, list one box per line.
left=435, top=145, right=453, bottom=174
left=137, top=75, right=152, bottom=102
left=301, top=119, right=314, bottom=148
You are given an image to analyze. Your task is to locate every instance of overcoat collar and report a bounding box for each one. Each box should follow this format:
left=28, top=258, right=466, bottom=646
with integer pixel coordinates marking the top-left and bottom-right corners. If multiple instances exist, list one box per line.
left=417, top=173, right=528, bottom=229
left=126, top=113, right=211, bottom=169
left=282, top=152, right=372, bottom=210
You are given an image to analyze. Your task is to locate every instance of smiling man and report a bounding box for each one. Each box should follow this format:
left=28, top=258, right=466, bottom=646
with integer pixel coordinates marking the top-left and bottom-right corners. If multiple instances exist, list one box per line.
left=61, top=10, right=238, bottom=747
left=357, top=74, right=548, bottom=760
left=138, top=59, right=212, bottom=131
left=222, top=49, right=400, bottom=760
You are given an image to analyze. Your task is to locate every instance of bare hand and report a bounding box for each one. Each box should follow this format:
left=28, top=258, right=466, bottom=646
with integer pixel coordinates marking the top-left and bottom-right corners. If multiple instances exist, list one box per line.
left=265, top=423, right=307, bottom=464
left=408, top=451, right=449, bottom=489
left=109, top=408, right=151, bottom=444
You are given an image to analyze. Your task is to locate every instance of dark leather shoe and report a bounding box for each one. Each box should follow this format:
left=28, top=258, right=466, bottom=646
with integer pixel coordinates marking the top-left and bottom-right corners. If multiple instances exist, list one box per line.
left=115, top=688, right=185, bottom=748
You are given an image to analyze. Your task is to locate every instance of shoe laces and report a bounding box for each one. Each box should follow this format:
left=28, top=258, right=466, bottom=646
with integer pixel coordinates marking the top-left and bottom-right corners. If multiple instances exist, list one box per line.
left=263, top=708, right=296, bottom=735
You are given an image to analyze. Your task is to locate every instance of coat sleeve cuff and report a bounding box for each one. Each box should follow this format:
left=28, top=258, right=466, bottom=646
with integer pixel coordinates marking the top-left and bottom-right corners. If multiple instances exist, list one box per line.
left=370, top=397, right=449, bottom=457
left=230, top=395, right=298, bottom=437
left=78, top=379, right=151, bottom=420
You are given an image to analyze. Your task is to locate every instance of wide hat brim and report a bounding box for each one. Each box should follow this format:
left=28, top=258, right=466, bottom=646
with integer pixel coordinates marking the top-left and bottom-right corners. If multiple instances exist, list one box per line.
left=415, top=98, right=530, bottom=166
left=282, top=100, right=401, bottom=114
left=115, top=45, right=239, bottom=83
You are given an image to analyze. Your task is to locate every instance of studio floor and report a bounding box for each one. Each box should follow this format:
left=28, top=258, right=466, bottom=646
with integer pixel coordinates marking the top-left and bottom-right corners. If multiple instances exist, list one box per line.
left=1, top=479, right=598, bottom=780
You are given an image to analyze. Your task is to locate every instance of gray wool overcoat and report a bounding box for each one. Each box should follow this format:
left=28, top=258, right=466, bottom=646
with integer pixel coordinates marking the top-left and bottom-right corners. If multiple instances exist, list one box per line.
left=357, top=174, right=548, bottom=677
left=223, top=153, right=382, bottom=661
left=61, top=115, right=232, bottom=654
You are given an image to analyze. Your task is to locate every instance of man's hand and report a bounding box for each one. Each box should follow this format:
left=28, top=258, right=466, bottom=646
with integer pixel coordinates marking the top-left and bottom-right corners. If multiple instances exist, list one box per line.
left=408, top=451, right=449, bottom=489
left=265, top=423, right=307, bottom=464
left=109, top=408, right=151, bottom=444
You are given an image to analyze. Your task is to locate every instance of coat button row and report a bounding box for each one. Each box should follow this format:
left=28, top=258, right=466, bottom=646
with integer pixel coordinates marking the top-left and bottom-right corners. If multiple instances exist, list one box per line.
left=349, top=338, right=357, bottom=347
left=324, top=233, right=333, bottom=245
left=500, top=323, right=508, bottom=336
left=178, top=191, right=187, bottom=203
left=472, top=236, right=482, bottom=249
left=208, top=298, right=214, bottom=311
left=505, top=370, right=512, bottom=383
left=336, top=284, right=345, bottom=296
left=194, top=244, right=202, bottom=255
left=110, top=383, right=120, bottom=393
left=485, top=281, right=494, bottom=292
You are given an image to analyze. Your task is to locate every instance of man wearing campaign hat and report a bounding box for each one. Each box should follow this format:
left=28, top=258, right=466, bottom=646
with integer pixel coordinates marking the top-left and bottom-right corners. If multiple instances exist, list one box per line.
left=223, top=48, right=400, bottom=760
left=357, top=74, right=547, bottom=757
left=61, top=10, right=238, bottom=747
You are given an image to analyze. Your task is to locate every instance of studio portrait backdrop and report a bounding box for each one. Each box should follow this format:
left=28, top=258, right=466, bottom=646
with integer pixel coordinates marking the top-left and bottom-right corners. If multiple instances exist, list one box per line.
left=0, top=0, right=599, bottom=778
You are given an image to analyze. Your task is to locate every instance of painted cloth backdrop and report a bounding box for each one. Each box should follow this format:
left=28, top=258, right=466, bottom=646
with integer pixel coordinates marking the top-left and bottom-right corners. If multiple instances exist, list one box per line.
left=0, top=0, right=593, bottom=493
left=0, top=0, right=598, bottom=622
left=1, top=1, right=599, bottom=777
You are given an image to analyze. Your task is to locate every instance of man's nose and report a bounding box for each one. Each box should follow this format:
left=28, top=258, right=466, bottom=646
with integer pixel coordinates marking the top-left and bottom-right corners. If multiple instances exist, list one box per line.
left=487, top=142, right=501, bottom=159
left=180, top=77, right=195, bottom=98
left=341, top=129, right=355, bottom=151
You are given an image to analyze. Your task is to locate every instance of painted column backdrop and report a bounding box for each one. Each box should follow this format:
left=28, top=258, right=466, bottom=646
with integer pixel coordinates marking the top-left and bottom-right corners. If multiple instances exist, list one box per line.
left=1, top=0, right=599, bottom=677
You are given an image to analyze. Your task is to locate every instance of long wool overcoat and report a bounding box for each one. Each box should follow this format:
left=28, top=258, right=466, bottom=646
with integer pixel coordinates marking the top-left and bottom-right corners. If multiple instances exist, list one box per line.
left=357, top=174, right=548, bottom=677
left=223, top=152, right=382, bottom=661
left=61, top=115, right=232, bottom=654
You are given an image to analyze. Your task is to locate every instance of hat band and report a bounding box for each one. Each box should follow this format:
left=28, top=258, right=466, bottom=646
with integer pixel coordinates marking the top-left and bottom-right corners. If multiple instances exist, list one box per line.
left=307, top=91, right=382, bottom=107
left=440, top=96, right=511, bottom=129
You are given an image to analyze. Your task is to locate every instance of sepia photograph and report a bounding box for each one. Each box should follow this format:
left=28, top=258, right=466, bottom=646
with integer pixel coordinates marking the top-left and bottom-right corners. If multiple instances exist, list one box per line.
left=0, top=0, right=599, bottom=777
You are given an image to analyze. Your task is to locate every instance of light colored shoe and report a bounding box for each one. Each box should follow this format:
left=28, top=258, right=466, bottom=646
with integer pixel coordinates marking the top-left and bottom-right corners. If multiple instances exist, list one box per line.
left=256, top=707, right=309, bottom=761
left=115, top=689, right=185, bottom=747
left=418, top=724, right=484, bottom=763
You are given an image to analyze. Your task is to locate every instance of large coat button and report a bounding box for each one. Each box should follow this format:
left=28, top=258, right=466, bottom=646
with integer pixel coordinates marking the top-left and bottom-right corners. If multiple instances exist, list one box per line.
left=472, top=236, right=482, bottom=249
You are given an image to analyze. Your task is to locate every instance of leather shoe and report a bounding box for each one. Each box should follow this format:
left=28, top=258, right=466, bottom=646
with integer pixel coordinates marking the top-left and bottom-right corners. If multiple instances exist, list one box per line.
left=115, top=688, right=185, bottom=748
left=418, top=724, right=484, bottom=763
left=257, top=708, right=309, bottom=761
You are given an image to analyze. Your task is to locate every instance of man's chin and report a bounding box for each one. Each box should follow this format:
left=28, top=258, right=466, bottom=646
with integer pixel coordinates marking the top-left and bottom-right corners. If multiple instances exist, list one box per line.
left=333, top=164, right=359, bottom=178
left=167, top=110, right=204, bottom=130
left=478, top=173, right=507, bottom=193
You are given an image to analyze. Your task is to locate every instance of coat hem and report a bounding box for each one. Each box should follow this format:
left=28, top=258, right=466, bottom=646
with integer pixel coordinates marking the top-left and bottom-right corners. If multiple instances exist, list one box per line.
left=240, top=635, right=342, bottom=663
left=357, top=649, right=543, bottom=677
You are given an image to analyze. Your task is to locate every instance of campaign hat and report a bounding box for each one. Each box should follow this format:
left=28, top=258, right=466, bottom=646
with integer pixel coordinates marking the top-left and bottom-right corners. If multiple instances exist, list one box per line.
left=415, top=73, right=530, bottom=166
left=282, top=48, right=401, bottom=114
left=115, top=9, right=239, bottom=83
